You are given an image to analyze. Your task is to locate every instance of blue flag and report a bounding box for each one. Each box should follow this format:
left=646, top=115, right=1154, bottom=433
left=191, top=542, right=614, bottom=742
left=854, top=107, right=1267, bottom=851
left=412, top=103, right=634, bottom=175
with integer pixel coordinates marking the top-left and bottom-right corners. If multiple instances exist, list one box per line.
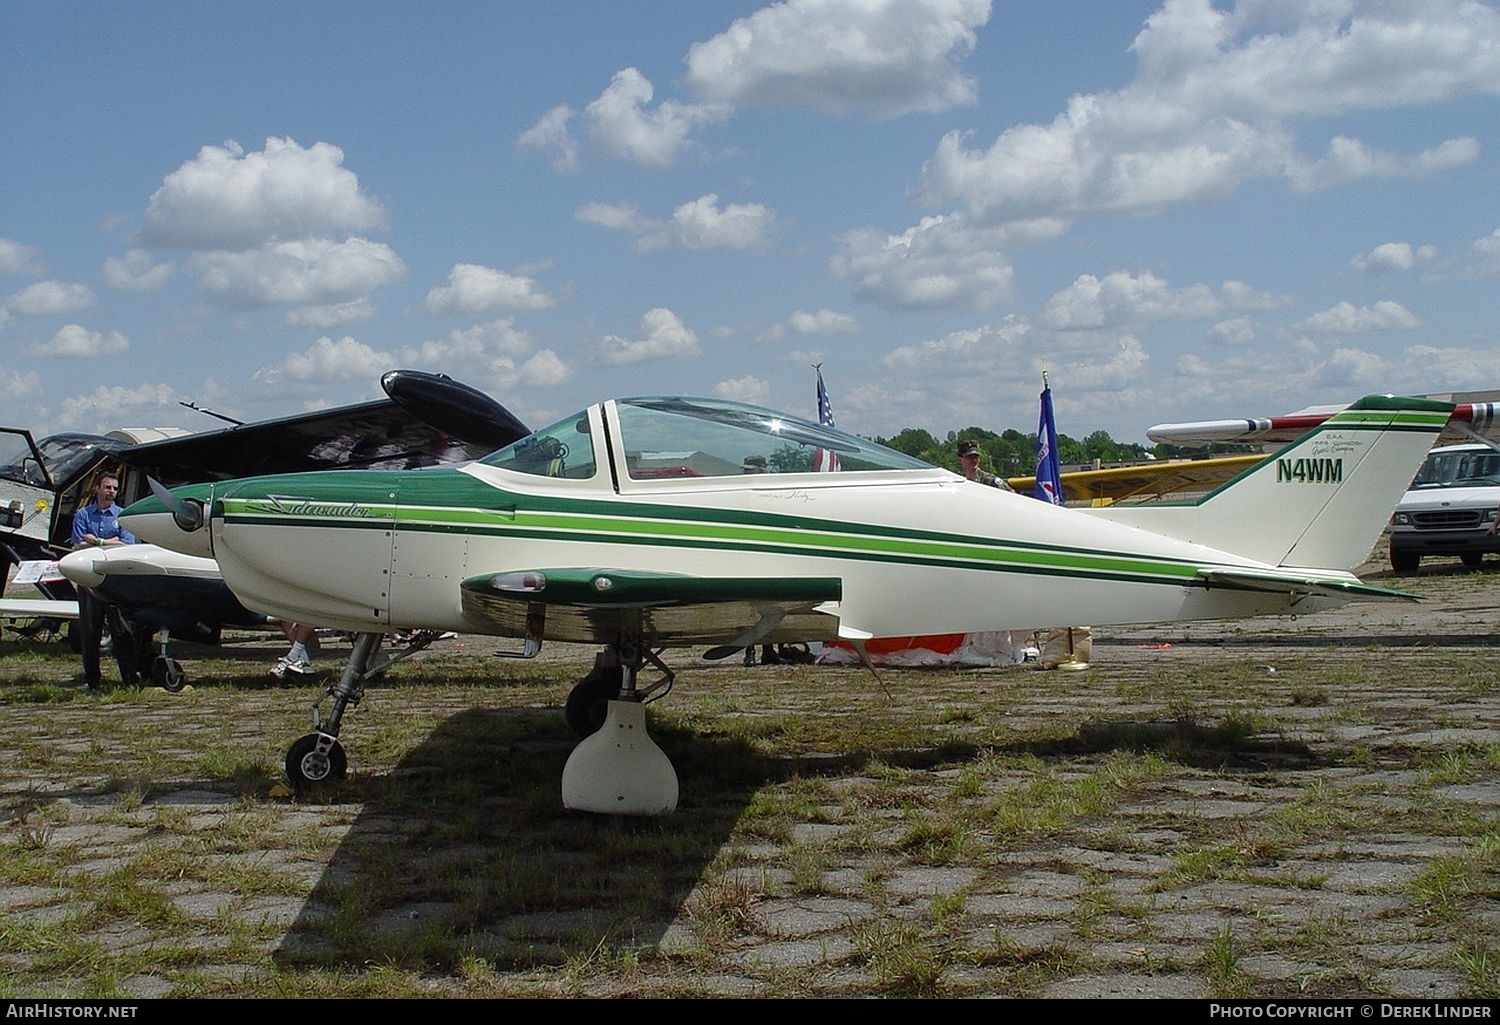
left=1034, top=386, right=1064, bottom=505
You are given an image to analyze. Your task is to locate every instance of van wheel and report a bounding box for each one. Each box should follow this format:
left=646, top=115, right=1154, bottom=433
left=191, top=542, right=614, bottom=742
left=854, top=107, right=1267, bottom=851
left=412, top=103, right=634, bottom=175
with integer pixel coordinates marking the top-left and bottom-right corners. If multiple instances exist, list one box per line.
left=1461, top=552, right=1483, bottom=567
left=1390, top=546, right=1420, bottom=573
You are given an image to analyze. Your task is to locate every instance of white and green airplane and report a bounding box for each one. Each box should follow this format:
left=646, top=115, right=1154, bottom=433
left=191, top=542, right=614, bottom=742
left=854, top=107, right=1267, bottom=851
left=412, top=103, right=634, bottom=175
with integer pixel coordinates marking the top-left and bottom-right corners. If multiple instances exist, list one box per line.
left=122, top=390, right=1451, bottom=815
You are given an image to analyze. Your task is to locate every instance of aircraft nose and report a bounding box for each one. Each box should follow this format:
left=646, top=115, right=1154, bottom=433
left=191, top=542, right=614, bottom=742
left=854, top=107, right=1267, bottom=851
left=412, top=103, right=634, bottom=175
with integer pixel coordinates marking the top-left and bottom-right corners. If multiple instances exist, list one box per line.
left=58, top=548, right=106, bottom=589
left=121, top=483, right=215, bottom=559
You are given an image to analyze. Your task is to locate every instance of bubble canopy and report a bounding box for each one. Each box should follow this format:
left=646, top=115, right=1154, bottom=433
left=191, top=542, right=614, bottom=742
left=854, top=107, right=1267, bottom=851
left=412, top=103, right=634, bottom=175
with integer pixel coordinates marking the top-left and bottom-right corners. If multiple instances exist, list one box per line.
left=479, top=396, right=932, bottom=480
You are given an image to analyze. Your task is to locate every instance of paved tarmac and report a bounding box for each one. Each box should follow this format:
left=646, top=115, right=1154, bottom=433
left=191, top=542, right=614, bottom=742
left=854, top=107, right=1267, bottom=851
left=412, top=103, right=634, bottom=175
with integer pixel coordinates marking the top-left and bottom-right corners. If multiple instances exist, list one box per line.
left=1, top=561, right=1497, bottom=998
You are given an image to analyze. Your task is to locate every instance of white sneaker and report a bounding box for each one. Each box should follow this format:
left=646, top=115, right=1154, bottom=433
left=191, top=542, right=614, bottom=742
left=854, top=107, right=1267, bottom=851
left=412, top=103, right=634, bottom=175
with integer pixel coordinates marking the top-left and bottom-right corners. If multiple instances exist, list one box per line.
left=271, top=656, right=315, bottom=678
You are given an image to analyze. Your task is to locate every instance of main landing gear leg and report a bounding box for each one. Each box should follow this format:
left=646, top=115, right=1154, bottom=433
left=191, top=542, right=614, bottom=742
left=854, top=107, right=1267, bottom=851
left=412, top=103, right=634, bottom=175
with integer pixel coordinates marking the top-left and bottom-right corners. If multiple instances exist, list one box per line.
left=561, top=632, right=679, bottom=816
left=285, top=630, right=382, bottom=788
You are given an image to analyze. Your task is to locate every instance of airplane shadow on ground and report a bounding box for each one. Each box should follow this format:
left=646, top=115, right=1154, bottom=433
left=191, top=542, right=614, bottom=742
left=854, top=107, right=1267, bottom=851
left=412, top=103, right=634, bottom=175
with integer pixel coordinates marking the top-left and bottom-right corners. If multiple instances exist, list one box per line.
left=274, top=707, right=764, bottom=972
left=272, top=704, right=1310, bottom=972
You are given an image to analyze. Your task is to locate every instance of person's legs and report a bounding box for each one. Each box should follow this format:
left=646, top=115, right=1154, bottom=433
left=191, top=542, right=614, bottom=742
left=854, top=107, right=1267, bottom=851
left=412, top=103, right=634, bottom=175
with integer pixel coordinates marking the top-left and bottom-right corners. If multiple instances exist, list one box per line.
left=273, top=623, right=318, bottom=677
left=105, top=606, right=141, bottom=686
left=77, top=590, right=105, bottom=688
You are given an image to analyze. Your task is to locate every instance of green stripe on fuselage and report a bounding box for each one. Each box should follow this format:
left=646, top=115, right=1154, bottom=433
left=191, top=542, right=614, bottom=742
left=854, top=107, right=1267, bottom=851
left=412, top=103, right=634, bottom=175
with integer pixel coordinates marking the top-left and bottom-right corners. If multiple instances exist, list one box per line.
left=217, top=470, right=1208, bottom=589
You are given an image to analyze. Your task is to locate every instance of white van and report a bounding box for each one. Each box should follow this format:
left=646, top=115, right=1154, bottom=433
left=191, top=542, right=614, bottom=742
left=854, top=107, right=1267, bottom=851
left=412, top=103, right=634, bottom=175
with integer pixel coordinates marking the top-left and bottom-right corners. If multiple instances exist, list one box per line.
left=1387, top=443, right=1500, bottom=571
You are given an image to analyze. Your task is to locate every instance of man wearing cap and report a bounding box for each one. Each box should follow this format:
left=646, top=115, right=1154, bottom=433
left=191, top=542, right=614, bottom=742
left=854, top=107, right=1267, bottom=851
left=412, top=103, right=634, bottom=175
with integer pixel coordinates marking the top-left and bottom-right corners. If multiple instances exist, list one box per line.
left=956, top=440, right=1015, bottom=492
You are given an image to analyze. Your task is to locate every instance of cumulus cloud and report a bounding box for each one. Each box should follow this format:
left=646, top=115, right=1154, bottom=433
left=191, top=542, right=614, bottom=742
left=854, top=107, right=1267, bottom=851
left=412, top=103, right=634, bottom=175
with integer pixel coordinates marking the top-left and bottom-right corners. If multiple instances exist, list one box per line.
left=580, top=194, right=774, bottom=251
left=103, top=249, right=174, bottom=292
left=856, top=317, right=1154, bottom=434
left=144, top=137, right=387, bottom=250
left=0, top=367, right=40, bottom=400
left=424, top=263, right=556, bottom=315
left=5, top=280, right=96, bottom=317
left=788, top=309, right=859, bottom=334
left=399, top=318, right=535, bottom=365
left=1310, top=346, right=1390, bottom=389
left=35, top=324, right=129, bottom=357
left=1351, top=241, right=1437, bottom=274
left=583, top=68, right=730, bottom=169
left=880, top=317, right=1030, bottom=370
left=575, top=201, right=654, bottom=234
left=285, top=299, right=375, bottom=328
left=1220, top=279, right=1292, bottom=310
left=252, top=335, right=393, bottom=387
left=1207, top=316, right=1255, bottom=345
left=714, top=374, right=773, bottom=405
left=684, top=0, right=990, bottom=116
left=522, top=0, right=988, bottom=169
left=192, top=237, right=404, bottom=308
left=915, top=0, right=1495, bottom=224
left=400, top=325, right=570, bottom=394
left=248, top=319, right=571, bottom=398
left=1038, top=270, right=1222, bottom=330
left=1470, top=228, right=1500, bottom=274
left=831, top=214, right=1024, bottom=311
left=647, top=194, right=773, bottom=251
left=56, top=383, right=181, bottom=432
left=516, top=105, right=581, bottom=172
left=1235, top=339, right=1500, bottom=398
left=1290, top=135, right=1478, bottom=191
left=518, top=349, right=572, bottom=388
left=0, top=238, right=43, bottom=275
left=599, top=307, right=701, bottom=365
left=1295, top=300, right=1421, bottom=333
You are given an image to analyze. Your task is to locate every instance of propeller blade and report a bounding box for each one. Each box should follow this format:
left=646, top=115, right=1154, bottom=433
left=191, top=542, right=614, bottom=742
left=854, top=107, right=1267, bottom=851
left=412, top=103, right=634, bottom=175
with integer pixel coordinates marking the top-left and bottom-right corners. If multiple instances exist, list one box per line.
left=148, top=477, right=204, bottom=531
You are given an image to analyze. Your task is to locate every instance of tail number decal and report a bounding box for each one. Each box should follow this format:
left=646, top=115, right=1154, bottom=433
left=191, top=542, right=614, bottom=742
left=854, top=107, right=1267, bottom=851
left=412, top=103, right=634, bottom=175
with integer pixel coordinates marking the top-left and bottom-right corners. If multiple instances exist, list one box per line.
left=1276, top=457, right=1343, bottom=484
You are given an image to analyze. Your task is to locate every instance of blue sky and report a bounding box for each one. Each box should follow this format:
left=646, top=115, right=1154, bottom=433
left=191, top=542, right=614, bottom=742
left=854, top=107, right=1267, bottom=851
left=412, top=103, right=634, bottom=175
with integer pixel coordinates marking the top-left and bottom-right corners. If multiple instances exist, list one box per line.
left=3, top=0, right=1498, bottom=445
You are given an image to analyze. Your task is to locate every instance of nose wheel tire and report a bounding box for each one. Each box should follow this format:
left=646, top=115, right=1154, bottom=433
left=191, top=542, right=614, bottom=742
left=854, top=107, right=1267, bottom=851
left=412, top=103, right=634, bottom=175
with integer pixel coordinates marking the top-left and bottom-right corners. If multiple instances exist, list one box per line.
left=285, top=733, right=347, bottom=787
left=565, top=669, right=618, bottom=739
left=151, top=656, right=187, bottom=692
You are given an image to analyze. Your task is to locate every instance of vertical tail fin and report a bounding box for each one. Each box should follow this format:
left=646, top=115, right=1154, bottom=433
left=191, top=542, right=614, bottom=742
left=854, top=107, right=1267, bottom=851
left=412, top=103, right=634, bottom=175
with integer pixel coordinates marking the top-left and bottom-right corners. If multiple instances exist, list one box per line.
left=1095, top=395, right=1451, bottom=569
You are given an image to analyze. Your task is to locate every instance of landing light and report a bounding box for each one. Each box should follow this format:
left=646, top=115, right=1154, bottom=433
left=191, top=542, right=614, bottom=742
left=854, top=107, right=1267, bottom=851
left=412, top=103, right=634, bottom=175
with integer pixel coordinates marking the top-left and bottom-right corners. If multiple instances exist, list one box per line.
left=493, top=571, right=547, bottom=593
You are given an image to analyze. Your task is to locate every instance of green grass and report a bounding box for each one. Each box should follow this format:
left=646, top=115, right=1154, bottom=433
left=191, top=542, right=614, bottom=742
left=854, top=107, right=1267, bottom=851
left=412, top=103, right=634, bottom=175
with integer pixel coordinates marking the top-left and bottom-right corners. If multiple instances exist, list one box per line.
left=3, top=588, right=1500, bottom=997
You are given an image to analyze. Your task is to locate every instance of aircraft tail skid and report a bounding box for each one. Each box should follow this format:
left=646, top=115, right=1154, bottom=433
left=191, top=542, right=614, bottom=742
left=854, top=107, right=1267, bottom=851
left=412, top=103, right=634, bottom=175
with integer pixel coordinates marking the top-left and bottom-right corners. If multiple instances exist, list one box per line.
left=1091, top=395, right=1453, bottom=571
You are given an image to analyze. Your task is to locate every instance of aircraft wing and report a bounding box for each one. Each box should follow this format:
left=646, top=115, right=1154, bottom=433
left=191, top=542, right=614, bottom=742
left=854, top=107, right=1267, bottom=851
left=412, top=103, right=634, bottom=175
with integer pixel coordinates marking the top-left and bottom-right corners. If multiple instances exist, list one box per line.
left=120, top=373, right=531, bottom=486
left=119, top=399, right=505, bottom=484
left=1197, top=568, right=1417, bottom=602
left=1007, top=454, right=1267, bottom=504
left=0, top=597, right=79, bottom=620
left=460, top=568, right=843, bottom=646
left=1148, top=398, right=1500, bottom=448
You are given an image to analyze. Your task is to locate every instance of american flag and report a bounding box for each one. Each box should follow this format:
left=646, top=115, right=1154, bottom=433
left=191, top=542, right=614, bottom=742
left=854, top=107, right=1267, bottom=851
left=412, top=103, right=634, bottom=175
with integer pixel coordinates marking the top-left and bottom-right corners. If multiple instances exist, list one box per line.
left=1033, top=383, right=1064, bottom=505
left=812, top=365, right=840, bottom=472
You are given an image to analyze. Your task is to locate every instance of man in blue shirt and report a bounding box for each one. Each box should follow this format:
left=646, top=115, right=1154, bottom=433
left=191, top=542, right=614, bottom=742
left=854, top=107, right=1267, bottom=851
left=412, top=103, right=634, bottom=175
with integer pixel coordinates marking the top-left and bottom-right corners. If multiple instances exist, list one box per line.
left=70, top=471, right=141, bottom=689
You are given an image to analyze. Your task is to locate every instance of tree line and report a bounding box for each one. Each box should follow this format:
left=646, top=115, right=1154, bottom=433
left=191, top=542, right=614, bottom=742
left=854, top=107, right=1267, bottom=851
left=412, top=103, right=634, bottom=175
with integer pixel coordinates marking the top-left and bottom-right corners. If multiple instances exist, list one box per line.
left=873, top=426, right=1246, bottom=478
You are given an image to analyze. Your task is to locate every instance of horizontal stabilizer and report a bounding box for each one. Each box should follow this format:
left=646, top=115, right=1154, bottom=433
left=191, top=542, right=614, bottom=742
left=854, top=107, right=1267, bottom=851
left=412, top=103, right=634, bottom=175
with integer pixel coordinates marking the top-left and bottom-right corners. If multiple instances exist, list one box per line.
left=1197, top=568, right=1416, bottom=603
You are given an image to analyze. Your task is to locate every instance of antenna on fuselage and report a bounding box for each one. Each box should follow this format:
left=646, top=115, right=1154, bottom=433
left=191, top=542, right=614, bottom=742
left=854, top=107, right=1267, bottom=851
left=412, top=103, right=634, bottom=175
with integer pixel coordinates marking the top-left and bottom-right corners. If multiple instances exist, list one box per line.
left=178, top=401, right=243, bottom=426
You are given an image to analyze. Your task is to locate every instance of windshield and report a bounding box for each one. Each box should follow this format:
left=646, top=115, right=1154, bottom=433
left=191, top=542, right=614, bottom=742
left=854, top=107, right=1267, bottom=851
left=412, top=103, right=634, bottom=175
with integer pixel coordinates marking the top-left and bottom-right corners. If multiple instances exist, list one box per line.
left=1410, top=448, right=1500, bottom=489
left=0, top=430, right=47, bottom=486
left=613, top=397, right=930, bottom=480
left=479, top=412, right=597, bottom=479
left=0, top=430, right=118, bottom=487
